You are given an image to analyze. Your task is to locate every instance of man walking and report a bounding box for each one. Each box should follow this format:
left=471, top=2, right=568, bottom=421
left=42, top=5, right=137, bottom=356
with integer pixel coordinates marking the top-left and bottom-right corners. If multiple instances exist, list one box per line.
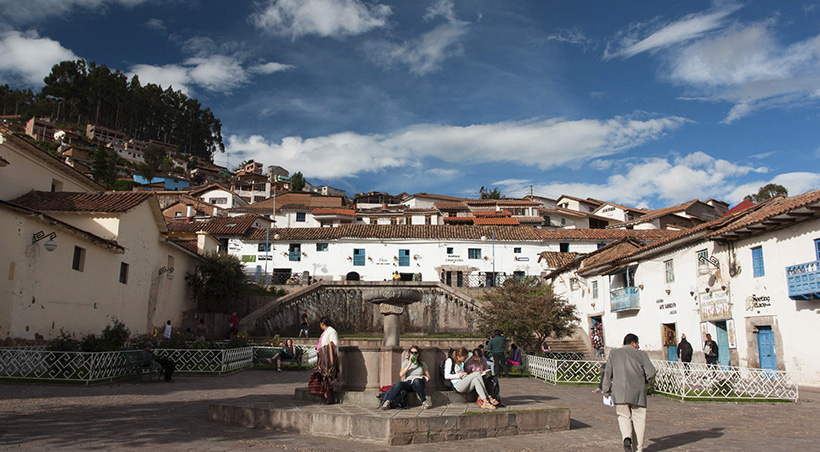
left=703, top=333, right=719, bottom=366
left=677, top=333, right=693, bottom=373
left=487, top=330, right=509, bottom=378
left=602, top=333, right=656, bottom=452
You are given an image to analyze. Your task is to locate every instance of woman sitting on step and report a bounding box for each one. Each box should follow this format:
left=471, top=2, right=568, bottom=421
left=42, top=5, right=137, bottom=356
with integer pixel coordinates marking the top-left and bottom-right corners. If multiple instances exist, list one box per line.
left=444, top=347, right=498, bottom=410
left=380, top=345, right=432, bottom=410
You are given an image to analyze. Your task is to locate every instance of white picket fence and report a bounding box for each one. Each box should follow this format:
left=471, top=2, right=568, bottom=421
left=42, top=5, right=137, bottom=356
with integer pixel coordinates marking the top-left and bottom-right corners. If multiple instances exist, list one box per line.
left=524, top=354, right=799, bottom=402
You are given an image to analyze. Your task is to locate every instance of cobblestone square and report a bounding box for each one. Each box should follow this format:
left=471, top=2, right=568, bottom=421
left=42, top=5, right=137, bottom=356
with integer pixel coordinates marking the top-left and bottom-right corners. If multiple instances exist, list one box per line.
left=1, top=370, right=817, bottom=451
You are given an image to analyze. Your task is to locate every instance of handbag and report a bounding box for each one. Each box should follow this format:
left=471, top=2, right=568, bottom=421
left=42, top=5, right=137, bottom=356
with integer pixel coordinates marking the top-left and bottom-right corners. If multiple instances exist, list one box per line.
left=308, top=371, right=323, bottom=396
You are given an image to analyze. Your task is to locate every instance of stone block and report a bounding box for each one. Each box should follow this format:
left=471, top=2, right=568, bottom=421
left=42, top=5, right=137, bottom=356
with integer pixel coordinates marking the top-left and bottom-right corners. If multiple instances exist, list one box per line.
left=456, top=412, right=488, bottom=432
left=515, top=409, right=551, bottom=432
left=546, top=408, right=571, bottom=430
left=427, top=415, right=457, bottom=432
left=389, top=416, right=417, bottom=433
left=388, top=434, right=414, bottom=446
left=351, top=415, right=388, bottom=440
left=310, top=412, right=351, bottom=437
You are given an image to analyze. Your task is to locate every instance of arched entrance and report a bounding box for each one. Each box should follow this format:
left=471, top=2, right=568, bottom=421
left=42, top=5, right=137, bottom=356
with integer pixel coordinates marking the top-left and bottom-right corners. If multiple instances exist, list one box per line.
left=345, top=271, right=360, bottom=281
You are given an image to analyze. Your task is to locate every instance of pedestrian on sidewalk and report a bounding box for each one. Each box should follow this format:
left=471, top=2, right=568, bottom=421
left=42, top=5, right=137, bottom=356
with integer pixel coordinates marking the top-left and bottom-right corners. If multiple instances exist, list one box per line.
left=678, top=334, right=693, bottom=373
left=602, top=333, right=656, bottom=452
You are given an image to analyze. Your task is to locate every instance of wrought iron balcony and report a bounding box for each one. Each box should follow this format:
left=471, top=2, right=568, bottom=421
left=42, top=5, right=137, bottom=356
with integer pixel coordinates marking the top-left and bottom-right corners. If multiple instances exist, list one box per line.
left=610, top=286, right=640, bottom=312
left=786, top=260, right=820, bottom=300
left=288, top=251, right=301, bottom=262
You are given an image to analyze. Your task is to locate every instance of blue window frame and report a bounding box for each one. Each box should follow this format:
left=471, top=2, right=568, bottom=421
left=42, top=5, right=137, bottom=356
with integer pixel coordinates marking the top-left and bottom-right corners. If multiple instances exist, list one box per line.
left=399, top=249, right=410, bottom=267
left=353, top=248, right=365, bottom=266
left=468, top=248, right=481, bottom=259
left=296, top=212, right=306, bottom=222
left=316, top=243, right=328, bottom=252
left=752, top=246, right=765, bottom=277
left=289, top=244, right=301, bottom=262
left=446, top=247, right=454, bottom=254
left=513, top=247, right=522, bottom=254
left=815, top=238, right=820, bottom=260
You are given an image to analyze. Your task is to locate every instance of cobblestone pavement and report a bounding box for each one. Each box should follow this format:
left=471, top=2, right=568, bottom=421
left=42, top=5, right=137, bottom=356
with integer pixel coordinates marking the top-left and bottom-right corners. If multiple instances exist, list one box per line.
left=1, top=369, right=817, bottom=451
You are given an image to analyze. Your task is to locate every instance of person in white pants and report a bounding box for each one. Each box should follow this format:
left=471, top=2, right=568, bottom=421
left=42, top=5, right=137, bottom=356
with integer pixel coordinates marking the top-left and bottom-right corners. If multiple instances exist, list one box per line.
left=443, top=347, right=498, bottom=410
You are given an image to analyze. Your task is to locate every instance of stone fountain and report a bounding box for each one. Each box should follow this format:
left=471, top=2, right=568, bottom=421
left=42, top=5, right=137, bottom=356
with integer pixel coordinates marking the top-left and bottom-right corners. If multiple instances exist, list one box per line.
left=363, top=287, right=423, bottom=387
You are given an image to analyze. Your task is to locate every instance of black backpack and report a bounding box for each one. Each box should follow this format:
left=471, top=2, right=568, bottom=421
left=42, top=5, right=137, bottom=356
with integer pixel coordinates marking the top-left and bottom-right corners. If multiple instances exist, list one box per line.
left=439, top=358, right=455, bottom=390
left=378, top=387, right=408, bottom=408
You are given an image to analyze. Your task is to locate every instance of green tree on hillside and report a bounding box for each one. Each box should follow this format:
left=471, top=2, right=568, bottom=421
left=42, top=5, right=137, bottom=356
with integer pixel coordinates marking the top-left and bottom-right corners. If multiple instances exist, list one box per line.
left=480, top=186, right=502, bottom=199
left=290, top=171, right=306, bottom=192
left=186, top=252, right=247, bottom=312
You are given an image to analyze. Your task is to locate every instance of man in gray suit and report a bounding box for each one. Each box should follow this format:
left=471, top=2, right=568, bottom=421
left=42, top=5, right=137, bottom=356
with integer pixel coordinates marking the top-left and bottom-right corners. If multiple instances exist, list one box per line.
left=602, top=333, right=656, bottom=452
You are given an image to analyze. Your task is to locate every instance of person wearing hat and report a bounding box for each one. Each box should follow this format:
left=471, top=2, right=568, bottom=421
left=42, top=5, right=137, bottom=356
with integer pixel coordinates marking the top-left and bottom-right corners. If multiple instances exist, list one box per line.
left=142, top=342, right=176, bottom=382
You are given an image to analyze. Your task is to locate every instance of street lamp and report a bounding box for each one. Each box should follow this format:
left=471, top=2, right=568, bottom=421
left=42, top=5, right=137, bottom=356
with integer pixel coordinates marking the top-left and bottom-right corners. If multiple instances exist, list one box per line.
left=32, top=231, right=57, bottom=252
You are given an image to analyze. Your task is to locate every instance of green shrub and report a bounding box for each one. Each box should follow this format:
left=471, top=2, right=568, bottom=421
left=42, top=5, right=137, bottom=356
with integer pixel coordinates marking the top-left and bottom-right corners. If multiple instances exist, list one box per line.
left=226, top=333, right=250, bottom=348
left=48, top=332, right=80, bottom=351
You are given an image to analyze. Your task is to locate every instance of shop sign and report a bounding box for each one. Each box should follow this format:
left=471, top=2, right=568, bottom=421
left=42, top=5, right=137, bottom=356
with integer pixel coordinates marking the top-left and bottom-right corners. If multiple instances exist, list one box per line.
left=745, top=294, right=771, bottom=311
left=516, top=257, right=529, bottom=262
left=376, top=258, right=391, bottom=266
left=699, top=289, right=731, bottom=321
left=655, top=298, right=677, bottom=315
left=241, top=255, right=256, bottom=263
left=445, top=254, right=464, bottom=263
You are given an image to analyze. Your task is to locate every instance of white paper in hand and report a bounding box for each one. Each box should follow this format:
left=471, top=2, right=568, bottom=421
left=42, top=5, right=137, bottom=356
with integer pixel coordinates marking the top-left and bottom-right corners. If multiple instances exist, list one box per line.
left=602, top=395, right=614, bottom=406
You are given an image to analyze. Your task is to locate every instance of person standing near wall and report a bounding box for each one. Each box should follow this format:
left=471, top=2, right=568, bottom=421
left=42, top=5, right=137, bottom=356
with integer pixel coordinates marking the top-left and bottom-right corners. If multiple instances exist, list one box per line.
left=602, top=333, right=656, bottom=452
left=703, top=333, right=719, bottom=366
left=677, top=334, right=693, bottom=372
left=163, top=320, right=172, bottom=339
left=487, top=330, right=509, bottom=378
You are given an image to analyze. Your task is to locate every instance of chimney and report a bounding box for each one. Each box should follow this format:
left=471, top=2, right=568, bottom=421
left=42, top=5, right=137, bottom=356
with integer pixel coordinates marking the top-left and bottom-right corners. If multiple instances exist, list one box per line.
left=186, top=205, right=193, bottom=223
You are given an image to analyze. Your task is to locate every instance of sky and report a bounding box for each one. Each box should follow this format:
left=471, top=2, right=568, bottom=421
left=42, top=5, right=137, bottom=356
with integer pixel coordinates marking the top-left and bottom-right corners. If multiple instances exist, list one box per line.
left=1, top=0, right=819, bottom=209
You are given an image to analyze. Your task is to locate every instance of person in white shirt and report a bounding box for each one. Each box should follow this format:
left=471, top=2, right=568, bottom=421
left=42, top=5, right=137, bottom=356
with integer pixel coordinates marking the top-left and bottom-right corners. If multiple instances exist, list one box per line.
left=443, top=347, right=498, bottom=410
left=163, top=320, right=172, bottom=339
left=315, top=316, right=339, bottom=404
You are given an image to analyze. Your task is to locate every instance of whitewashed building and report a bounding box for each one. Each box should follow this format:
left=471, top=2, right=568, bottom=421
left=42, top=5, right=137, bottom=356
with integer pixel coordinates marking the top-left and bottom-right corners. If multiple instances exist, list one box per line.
left=549, top=191, right=820, bottom=385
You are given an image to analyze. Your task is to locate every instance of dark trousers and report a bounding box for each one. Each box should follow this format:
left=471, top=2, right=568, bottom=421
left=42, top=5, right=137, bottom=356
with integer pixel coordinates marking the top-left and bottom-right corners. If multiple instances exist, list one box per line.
left=156, top=357, right=175, bottom=381
left=493, top=358, right=509, bottom=378
left=386, top=378, right=426, bottom=403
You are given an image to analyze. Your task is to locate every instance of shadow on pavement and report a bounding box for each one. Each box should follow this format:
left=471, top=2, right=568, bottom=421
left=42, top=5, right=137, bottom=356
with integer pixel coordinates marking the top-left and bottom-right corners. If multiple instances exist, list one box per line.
left=569, top=418, right=593, bottom=429
left=647, top=427, right=725, bottom=451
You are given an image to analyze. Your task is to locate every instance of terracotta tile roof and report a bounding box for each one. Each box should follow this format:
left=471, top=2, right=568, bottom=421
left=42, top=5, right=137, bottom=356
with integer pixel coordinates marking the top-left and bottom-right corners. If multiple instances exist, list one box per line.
left=473, top=217, right=520, bottom=226
left=708, top=190, right=820, bottom=239
left=610, top=199, right=700, bottom=228
left=243, top=224, right=681, bottom=242
left=1, top=199, right=124, bottom=252
left=537, top=251, right=580, bottom=268
left=169, top=238, right=199, bottom=255
left=515, top=216, right=545, bottom=223
left=166, top=214, right=263, bottom=235
left=443, top=216, right=475, bottom=224
left=188, top=183, right=231, bottom=197
left=403, top=208, right=437, bottom=213
left=474, top=210, right=511, bottom=217
left=465, top=199, right=540, bottom=207
left=279, top=203, right=311, bottom=211
left=312, top=208, right=356, bottom=216
left=540, top=207, right=588, bottom=219
left=723, top=200, right=756, bottom=216
left=249, top=192, right=345, bottom=209
left=435, top=202, right=469, bottom=210
left=11, top=191, right=154, bottom=213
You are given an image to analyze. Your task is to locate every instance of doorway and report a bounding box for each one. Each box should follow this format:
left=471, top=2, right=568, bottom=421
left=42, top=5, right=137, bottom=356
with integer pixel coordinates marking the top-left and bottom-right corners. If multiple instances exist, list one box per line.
left=757, top=326, right=777, bottom=371
left=662, top=323, right=677, bottom=361
left=345, top=271, right=360, bottom=281
left=715, top=321, right=730, bottom=367
left=590, top=316, right=605, bottom=358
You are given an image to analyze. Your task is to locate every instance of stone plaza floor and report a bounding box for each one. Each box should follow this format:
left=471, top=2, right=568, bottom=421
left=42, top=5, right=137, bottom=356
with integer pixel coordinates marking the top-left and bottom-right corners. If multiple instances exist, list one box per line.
left=1, top=369, right=818, bottom=451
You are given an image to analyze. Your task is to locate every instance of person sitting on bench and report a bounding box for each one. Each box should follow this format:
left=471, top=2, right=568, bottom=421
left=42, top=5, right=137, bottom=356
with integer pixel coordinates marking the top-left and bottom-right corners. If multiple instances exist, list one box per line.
left=266, top=338, right=300, bottom=371
left=141, top=343, right=176, bottom=382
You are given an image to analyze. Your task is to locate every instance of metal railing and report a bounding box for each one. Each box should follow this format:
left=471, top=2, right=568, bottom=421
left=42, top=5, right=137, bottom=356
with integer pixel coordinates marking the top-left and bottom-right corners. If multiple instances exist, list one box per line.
left=525, top=355, right=798, bottom=402
left=610, top=286, right=640, bottom=312
left=0, top=346, right=256, bottom=384
left=443, top=273, right=541, bottom=288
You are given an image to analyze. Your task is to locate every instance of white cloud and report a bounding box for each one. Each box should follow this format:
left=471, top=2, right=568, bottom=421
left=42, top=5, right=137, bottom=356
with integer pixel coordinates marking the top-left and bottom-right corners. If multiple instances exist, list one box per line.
left=365, top=22, right=468, bottom=75
left=250, top=0, right=391, bottom=39
left=606, top=6, right=738, bottom=59
left=128, top=55, right=293, bottom=94
left=364, top=0, right=468, bottom=75
left=0, top=30, right=78, bottom=87
left=226, top=114, right=688, bottom=179
left=145, top=18, right=165, bottom=32
left=539, top=28, right=592, bottom=49
left=427, top=168, right=459, bottom=177
left=493, top=151, right=774, bottom=207
left=248, top=61, right=296, bottom=74
left=0, top=0, right=151, bottom=25
left=666, top=23, right=820, bottom=122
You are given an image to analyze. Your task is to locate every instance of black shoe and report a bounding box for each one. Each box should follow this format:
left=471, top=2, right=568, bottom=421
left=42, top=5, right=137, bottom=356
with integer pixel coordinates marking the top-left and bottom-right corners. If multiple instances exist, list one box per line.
left=623, top=437, right=632, bottom=452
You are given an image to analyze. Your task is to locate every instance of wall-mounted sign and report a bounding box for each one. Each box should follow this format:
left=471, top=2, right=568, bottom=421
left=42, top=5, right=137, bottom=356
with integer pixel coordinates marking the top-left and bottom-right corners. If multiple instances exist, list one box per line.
left=256, top=255, right=271, bottom=261
left=445, top=255, right=464, bottom=263
left=745, top=294, right=771, bottom=311
left=727, top=319, right=737, bottom=349
left=516, top=257, right=529, bottom=262
left=699, top=289, right=731, bottom=321
left=655, top=298, right=677, bottom=314
left=242, top=255, right=257, bottom=263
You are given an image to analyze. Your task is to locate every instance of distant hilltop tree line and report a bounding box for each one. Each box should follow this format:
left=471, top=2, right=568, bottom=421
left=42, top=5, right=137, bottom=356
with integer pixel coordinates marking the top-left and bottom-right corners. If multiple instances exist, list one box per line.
left=0, top=59, right=224, bottom=160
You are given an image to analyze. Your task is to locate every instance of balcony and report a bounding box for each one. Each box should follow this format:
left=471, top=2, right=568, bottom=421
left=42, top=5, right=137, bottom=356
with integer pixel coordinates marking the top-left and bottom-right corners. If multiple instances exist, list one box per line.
left=610, top=286, right=640, bottom=312
left=786, top=260, right=820, bottom=300
left=288, top=251, right=301, bottom=262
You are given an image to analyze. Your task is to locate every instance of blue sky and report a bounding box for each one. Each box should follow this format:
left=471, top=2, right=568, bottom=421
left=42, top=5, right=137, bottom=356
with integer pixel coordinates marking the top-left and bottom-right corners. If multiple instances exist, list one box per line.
left=1, top=0, right=819, bottom=209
